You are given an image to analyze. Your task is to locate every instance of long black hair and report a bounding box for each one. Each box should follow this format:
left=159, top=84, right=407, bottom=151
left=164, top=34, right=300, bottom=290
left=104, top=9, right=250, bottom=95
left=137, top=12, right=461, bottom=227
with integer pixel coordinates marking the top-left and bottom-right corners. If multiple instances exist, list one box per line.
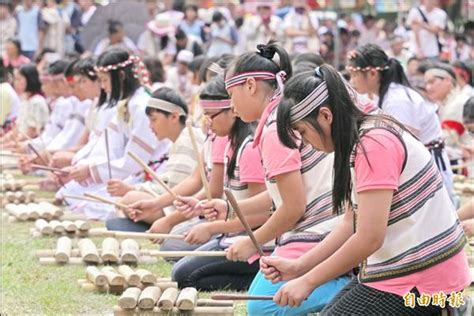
left=47, top=60, right=69, bottom=75
left=227, top=40, right=293, bottom=89
left=18, top=63, right=42, bottom=95
left=75, top=57, right=97, bottom=81
left=96, top=48, right=140, bottom=108
left=277, top=65, right=367, bottom=215
left=200, top=76, right=256, bottom=180
left=348, top=44, right=411, bottom=109
left=145, top=87, right=188, bottom=126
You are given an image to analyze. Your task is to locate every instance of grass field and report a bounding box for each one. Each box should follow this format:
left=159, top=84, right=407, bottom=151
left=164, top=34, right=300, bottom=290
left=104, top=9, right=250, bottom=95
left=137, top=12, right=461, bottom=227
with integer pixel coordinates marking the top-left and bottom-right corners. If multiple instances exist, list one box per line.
left=0, top=174, right=247, bottom=315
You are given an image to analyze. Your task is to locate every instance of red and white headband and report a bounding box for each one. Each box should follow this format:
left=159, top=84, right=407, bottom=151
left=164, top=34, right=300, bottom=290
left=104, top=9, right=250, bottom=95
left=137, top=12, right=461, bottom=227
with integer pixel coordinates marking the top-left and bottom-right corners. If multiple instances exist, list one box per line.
left=224, top=70, right=286, bottom=97
left=199, top=99, right=232, bottom=110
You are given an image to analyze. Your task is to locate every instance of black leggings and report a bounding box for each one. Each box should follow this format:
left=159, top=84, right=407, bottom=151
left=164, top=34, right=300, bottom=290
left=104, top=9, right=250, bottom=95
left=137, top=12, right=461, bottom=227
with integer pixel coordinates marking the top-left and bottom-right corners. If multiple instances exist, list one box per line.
left=171, top=239, right=259, bottom=291
left=321, top=278, right=443, bottom=316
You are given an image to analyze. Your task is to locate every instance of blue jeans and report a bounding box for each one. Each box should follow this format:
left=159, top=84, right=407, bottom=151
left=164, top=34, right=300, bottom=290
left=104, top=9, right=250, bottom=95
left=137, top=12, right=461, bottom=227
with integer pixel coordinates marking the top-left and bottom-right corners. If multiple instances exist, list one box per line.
left=247, top=271, right=350, bottom=316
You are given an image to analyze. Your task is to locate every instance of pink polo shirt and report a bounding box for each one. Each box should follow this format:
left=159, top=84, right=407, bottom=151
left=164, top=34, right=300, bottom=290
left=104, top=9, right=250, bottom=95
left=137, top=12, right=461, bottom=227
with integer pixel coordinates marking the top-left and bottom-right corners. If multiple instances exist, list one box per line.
left=355, top=129, right=471, bottom=296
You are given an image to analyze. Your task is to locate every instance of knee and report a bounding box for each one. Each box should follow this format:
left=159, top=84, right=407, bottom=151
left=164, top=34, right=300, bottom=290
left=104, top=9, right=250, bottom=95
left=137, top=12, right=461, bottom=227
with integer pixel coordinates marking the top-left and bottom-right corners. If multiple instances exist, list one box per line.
left=105, top=218, right=123, bottom=230
left=248, top=300, right=279, bottom=316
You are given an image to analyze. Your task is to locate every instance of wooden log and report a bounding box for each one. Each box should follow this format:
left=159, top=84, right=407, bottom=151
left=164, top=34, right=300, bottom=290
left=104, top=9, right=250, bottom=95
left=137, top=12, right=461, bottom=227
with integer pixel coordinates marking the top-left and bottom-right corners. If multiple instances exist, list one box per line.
left=102, top=266, right=125, bottom=286
left=186, top=121, right=212, bottom=200
left=158, top=287, right=179, bottom=310
left=112, top=306, right=234, bottom=316
left=49, top=220, right=65, bottom=234
left=84, top=193, right=135, bottom=212
left=74, top=220, right=90, bottom=231
left=135, top=269, right=157, bottom=284
left=14, top=191, right=25, bottom=203
left=26, top=191, right=35, bottom=203
left=110, top=231, right=185, bottom=240
left=149, top=250, right=226, bottom=257
left=117, top=265, right=141, bottom=287
left=176, top=287, right=198, bottom=310
left=156, top=282, right=178, bottom=291
left=118, top=287, right=142, bottom=309
left=86, top=266, right=107, bottom=286
left=35, top=219, right=53, bottom=235
left=6, top=192, right=15, bottom=202
left=197, top=299, right=234, bottom=307
left=54, top=236, right=72, bottom=263
left=101, top=237, right=120, bottom=263
left=62, top=220, right=77, bottom=233
left=78, top=238, right=100, bottom=263
left=138, top=286, right=162, bottom=310
left=120, top=239, right=140, bottom=264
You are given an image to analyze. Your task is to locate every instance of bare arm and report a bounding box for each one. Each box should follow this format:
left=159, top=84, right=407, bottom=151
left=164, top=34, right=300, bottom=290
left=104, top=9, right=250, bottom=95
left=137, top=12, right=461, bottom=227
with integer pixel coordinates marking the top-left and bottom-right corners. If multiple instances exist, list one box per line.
left=458, top=200, right=474, bottom=221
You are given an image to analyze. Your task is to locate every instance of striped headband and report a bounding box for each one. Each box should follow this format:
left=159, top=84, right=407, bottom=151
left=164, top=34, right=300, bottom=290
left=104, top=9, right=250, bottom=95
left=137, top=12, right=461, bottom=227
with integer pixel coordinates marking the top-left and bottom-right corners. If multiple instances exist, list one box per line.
left=199, top=99, right=232, bottom=110
left=147, top=98, right=186, bottom=116
left=224, top=71, right=286, bottom=96
left=207, top=62, right=224, bottom=76
left=290, top=81, right=328, bottom=124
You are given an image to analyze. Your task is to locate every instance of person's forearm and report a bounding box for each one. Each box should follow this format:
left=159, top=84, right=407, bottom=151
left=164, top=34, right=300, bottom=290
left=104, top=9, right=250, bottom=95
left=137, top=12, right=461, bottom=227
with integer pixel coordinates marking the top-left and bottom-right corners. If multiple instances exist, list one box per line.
left=458, top=201, right=474, bottom=221
left=253, top=203, right=302, bottom=245
left=304, top=232, right=382, bottom=288
left=238, top=191, right=273, bottom=216
left=421, top=22, right=439, bottom=34
left=297, top=212, right=354, bottom=275
left=207, top=213, right=269, bottom=235
left=158, top=175, right=202, bottom=208
left=164, top=210, right=187, bottom=227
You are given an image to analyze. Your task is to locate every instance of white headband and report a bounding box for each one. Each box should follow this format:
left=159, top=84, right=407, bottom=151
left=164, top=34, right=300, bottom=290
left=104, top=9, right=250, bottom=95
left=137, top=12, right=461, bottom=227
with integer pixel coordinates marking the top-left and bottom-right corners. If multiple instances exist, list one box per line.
left=147, top=98, right=186, bottom=116
left=425, top=68, right=453, bottom=79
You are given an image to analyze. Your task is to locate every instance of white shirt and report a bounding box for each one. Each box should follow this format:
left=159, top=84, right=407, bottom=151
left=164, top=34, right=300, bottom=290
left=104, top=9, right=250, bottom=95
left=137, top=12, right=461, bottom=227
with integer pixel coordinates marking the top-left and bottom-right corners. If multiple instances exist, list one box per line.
left=407, top=6, right=447, bottom=58
left=381, top=83, right=442, bottom=144
left=81, top=6, right=96, bottom=26
left=282, top=9, right=319, bottom=54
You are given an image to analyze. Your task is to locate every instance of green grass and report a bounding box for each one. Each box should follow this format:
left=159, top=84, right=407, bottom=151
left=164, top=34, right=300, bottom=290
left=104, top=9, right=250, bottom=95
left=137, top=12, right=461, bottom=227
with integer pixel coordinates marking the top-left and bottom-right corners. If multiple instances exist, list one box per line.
left=1, top=173, right=247, bottom=315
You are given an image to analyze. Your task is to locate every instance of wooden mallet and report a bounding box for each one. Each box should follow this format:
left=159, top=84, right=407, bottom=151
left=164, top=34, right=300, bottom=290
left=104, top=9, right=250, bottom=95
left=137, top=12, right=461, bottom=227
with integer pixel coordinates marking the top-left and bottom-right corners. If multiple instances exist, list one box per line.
left=83, top=193, right=140, bottom=213
left=31, top=164, right=70, bottom=175
left=127, top=151, right=177, bottom=199
left=186, top=121, right=212, bottom=201
left=224, top=188, right=265, bottom=257
left=211, top=294, right=273, bottom=301
left=28, top=143, right=67, bottom=189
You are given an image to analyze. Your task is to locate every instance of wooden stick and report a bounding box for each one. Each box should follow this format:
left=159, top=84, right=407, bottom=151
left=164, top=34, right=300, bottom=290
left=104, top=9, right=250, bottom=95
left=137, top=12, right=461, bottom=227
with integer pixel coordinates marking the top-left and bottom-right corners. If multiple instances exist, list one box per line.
left=186, top=121, right=212, bottom=200
left=197, top=299, right=234, bottom=307
left=28, top=143, right=67, bottom=188
left=149, top=250, right=226, bottom=257
left=127, top=151, right=176, bottom=199
left=105, top=129, right=112, bottom=180
left=62, top=194, right=100, bottom=203
left=224, top=188, right=265, bottom=257
left=83, top=193, right=137, bottom=212
left=30, top=164, right=69, bottom=175
left=0, top=152, right=22, bottom=157
left=211, top=293, right=274, bottom=301
left=109, top=230, right=184, bottom=240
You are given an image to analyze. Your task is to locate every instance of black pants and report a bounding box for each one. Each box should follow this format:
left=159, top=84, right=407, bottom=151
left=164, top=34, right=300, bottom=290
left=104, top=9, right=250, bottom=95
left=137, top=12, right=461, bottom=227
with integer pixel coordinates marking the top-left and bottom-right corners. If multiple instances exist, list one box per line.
left=171, top=238, right=259, bottom=291
left=321, top=278, right=442, bottom=316
left=105, top=217, right=150, bottom=232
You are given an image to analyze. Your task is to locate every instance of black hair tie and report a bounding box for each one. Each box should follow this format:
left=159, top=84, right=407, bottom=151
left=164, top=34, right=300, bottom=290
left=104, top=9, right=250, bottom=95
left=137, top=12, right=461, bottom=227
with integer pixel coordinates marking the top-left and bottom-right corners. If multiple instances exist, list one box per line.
left=256, top=44, right=276, bottom=60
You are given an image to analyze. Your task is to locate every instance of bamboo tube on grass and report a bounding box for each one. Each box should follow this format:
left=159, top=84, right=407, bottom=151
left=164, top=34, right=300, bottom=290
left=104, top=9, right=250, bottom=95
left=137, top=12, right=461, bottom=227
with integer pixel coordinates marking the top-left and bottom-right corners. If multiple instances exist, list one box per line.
left=120, top=239, right=140, bottom=264
left=78, top=238, right=100, bottom=263
left=158, top=287, right=179, bottom=310
left=55, top=236, right=72, bottom=263
left=86, top=266, right=107, bottom=286
left=102, top=266, right=125, bottom=286
left=62, top=220, right=76, bottom=233
left=135, top=269, right=157, bottom=284
left=35, top=219, right=53, bottom=235
left=117, top=265, right=141, bottom=287
left=101, top=237, right=120, bottom=262
left=176, top=287, right=198, bottom=310
left=49, top=220, right=65, bottom=233
left=74, top=220, right=90, bottom=231
left=118, top=287, right=142, bottom=309
left=138, top=286, right=162, bottom=310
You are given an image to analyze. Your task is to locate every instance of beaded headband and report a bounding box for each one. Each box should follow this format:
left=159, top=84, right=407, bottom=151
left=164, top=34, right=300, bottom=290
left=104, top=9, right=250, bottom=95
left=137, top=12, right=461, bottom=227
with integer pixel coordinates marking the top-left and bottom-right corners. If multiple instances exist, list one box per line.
left=147, top=98, right=186, bottom=116
left=346, top=49, right=390, bottom=72
left=199, top=99, right=232, bottom=110
left=95, top=55, right=152, bottom=94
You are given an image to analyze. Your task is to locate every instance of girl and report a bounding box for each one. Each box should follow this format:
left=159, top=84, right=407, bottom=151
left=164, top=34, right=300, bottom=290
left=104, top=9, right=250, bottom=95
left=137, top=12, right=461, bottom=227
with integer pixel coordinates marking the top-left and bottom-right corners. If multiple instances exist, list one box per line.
left=171, top=76, right=267, bottom=291
left=264, top=64, right=470, bottom=314
left=58, top=49, right=169, bottom=220
left=346, top=44, right=456, bottom=203
left=2, top=38, right=30, bottom=69
left=3, top=63, right=48, bottom=142
left=203, top=42, right=348, bottom=315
